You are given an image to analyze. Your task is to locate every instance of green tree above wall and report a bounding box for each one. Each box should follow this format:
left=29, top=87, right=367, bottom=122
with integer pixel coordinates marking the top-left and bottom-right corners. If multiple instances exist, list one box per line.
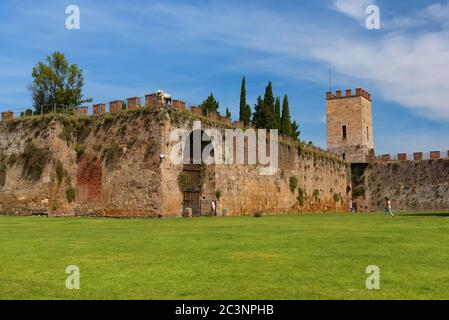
left=253, top=82, right=279, bottom=129
left=200, top=93, right=220, bottom=115
left=251, top=81, right=300, bottom=140
left=239, top=77, right=251, bottom=125
left=291, top=120, right=301, bottom=140
left=252, top=95, right=265, bottom=128
left=262, top=81, right=278, bottom=129
left=275, top=96, right=281, bottom=130
left=226, top=107, right=231, bottom=118
left=29, top=51, right=87, bottom=114
left=280, top=95, right=292, bottom=136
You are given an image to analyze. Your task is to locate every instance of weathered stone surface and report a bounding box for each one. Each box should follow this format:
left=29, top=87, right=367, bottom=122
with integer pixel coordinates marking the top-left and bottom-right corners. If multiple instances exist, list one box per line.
left=0, top=109, right=351, bottom=217
left=77, top=154, right=102, bottom=203
left=326, top=89, right=374, bottom=163
left=352, top=160, right=449, bottom=211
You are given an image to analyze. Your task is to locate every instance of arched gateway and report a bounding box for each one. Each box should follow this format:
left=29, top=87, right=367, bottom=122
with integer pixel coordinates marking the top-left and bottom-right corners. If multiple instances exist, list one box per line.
left=182, top=130, right=214, bottom=216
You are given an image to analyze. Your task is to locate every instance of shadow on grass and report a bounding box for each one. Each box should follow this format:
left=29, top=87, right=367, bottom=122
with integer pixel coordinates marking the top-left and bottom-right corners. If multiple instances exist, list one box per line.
left=399, top=212, right=449, bottom=218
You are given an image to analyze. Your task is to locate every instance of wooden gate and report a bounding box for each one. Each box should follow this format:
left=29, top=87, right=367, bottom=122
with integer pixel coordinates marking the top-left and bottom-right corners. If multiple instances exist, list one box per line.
left=182, top=164, right=201, bottom=216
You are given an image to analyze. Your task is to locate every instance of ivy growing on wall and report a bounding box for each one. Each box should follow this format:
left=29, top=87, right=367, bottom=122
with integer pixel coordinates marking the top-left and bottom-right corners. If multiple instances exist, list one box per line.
left=55, top=160, right=64, bottom=185
left=102, top=142, right=123, bottom=169
left=177, top=172, right=191, bottom=191
left=198, top=162, right=207, bottom=187
left=333, top=193, right=342, bottom=204
left=92, top=143, right=103, bottom=153
left=19, top=143, right=52, bottom=181
left=313, top=189, right=320, bottom=203
left=74, top=144, right=85, bottom=160
left=297, top=188, right=305, bottom=206
left=144, top=139, right=156, bottom=160
left=66, top=186, right=76, bottom=203
left=289, top=176, right=298, bottom=193
left=0, top=153, right=7, bottom=187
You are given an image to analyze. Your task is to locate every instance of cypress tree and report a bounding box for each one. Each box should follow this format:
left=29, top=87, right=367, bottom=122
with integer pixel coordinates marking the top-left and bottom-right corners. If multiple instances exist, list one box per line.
left=252, top=96, right=265, bottom=128
left=239, top=77, right=251, bottom=125
left=244, top=104, right=251, bottom=126
left=239, top=77, right=246, bottom=122
left=290, top=120, right=300, bottom=140
left=275, top=96, right=281, bottom=130
left=263, top=81, right=276, bottom=129
left=226, top=107, right=231, bottom=118
left=280, top=95, right=292, bottom=136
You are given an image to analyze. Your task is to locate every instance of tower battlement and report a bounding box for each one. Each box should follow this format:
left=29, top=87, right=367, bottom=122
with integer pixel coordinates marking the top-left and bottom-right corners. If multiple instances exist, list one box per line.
left=326, top=87, right=374, bottom=163
left=326, top=88, right=372, bottom=101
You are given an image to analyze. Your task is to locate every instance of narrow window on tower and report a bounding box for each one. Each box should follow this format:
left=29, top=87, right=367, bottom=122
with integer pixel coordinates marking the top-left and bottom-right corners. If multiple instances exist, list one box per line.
left=367, top=126, right=369, bottom=141
left=342, top=153, right=346, bottom=160
left=342, top=126, right=347, bottom=139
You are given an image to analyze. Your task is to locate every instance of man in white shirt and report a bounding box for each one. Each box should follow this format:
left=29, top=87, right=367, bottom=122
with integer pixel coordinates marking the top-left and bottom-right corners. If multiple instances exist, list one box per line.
left=211, top=200, right=217, bottom=216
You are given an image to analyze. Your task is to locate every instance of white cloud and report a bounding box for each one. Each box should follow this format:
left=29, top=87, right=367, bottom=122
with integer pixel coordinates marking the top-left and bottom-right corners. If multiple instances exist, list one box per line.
left=147, top=1, right=449, bottom=122
left=423, top=2, right=449, bottom=26
left=2, top=0, right=449, bottom=123
left=332, top=0, right=374, bottom=20
left=384, top=2, right=449, bottom=29
left=315, top=2, right=449, bottom=122
left=313, top=30, right=449, bottom=121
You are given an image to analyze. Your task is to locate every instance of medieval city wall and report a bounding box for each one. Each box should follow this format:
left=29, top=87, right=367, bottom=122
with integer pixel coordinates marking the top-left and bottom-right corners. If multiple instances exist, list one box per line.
left=0, top=109, right=165, bottom=217
left=0, top=118, right=67, bottom=215
left=158, top=110, right=351, bottom=216
left=352, top=159, right=449, bottom=212
left=211, top=144, right=350, bottom=216
left=0, top=106, right=351, bottom=217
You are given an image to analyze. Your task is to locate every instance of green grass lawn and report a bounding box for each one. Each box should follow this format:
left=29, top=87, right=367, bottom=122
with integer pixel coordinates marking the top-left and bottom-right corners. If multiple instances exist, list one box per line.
left=0, top=212, right=448, bottom=300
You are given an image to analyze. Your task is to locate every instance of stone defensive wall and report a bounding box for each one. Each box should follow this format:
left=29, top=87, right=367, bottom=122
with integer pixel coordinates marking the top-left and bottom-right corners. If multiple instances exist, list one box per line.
left=353, top=151, right=449, bottom=212
left=351, top=157, right=449, bottom=212
left=1, top=93, right=233, bottom=127
left=370, top=151, right=449, bottom=162
left=0, top=93, right=351, bottom=217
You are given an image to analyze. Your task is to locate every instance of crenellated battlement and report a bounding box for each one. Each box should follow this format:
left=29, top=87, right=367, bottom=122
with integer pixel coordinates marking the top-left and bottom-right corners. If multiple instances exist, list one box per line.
left=1, top=111, right=14, bottom=122
left=369, top=150, right=449, bottom=163
left=1, top=91, right=237, bottom=128
left=326, top=88, right=372, bottom=101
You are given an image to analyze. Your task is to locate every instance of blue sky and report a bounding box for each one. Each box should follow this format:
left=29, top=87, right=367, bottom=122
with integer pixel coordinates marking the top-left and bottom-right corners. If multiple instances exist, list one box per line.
left=1, top=0, right=449, bottom=154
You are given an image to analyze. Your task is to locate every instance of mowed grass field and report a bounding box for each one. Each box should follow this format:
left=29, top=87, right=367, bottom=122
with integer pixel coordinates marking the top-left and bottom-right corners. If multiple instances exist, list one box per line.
left=0, top=212, right=449, bottom=300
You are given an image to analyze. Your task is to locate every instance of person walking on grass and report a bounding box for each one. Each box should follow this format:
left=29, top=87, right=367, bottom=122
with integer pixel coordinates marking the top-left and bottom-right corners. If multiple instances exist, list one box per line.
left=210, top=199, right=217, bottom=217
left=384, top=197, right=395, bottom=217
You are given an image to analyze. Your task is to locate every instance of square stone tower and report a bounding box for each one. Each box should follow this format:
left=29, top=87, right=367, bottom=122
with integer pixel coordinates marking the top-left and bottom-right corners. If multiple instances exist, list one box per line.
left=326, top=88, right=374, bottom=163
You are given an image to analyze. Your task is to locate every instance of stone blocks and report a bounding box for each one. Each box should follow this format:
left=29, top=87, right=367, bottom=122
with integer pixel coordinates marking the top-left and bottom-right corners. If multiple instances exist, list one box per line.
left=75, top=106, right=88, bottom=117
left=109, top=100, right=123, bottom=113
left=1, top=111, right=13, bottom=121
left=127, top=97, right=141, bottom=109
left=93, top=104, right=106, bottom=115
